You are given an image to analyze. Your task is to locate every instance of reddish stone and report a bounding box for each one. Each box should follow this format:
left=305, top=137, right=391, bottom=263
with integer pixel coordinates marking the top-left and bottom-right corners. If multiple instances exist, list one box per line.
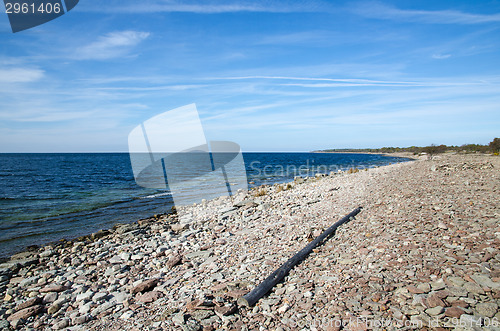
left=128, top=303, right=141, bottom=311
left=131, top=279, right=159, bottom=294
left=136, top=291, right=162, bottom=303
left=210, top=283, right=227, bottom=291
left=434, top=290, right=450, bottom=299
left=16, top=297, right=42, bottom=311
left=445, top=307, right=465, bottom=318
left=407, top=285, right=425, bottom=294
left=186, top=299, right=209, bottom=311
left=425, top=294, right=446, bottom=308
left=40, top=285, right=66, bottom=293
left=225, top=289, right=247, bottom=299
left=166, top=254, right=182, bottom=269
left=451, top=300, right=468, bottom=308
left=214, top=304, right=237, bottom=316
left=7, top=305, right=43, bottom=322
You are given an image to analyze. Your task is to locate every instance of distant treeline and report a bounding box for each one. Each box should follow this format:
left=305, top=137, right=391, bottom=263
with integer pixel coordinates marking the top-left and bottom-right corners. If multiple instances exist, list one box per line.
left=321, top=138, right=500, bottom=155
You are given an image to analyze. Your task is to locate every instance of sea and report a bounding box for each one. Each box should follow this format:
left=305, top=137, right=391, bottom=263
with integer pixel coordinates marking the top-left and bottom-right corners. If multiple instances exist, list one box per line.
left=0, top=153, right=412, bottom=258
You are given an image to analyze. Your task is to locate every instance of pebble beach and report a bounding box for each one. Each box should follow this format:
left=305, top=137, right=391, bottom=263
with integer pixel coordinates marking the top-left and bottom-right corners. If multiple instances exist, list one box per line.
left=0, top=153, right=498, bottom=330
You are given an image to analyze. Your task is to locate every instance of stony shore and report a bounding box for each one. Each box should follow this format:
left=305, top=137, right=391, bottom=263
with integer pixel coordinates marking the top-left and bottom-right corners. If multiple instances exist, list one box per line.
left=0, top=153, right=498, bottom=330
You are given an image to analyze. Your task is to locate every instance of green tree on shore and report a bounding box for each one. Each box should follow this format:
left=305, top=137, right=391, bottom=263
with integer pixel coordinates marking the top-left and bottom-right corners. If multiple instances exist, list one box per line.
left=320, top=138, right=498, bottom=154
left=490, top=138, right=500, bottom=154
left=423, top=144, right=446, bottom=159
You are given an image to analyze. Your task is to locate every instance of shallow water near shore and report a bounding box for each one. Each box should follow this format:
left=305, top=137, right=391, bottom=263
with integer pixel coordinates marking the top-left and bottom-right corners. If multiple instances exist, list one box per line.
left=0, top=152, right=411, bottom=258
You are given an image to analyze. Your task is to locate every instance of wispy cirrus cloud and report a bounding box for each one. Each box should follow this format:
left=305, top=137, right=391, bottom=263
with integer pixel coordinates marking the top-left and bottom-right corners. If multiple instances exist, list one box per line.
left=205, top=75, right=432, bottom=87
left=256, top=31, right=336, bottom=45
left=78, top=0, right=329, bottom=14
left=432, top=53, right=451, bottom=59
left=353, top=2, right=500, bottom=24
left=0, top=67, right=44, bottom=83
left=74, top=31, right=150, bottom=60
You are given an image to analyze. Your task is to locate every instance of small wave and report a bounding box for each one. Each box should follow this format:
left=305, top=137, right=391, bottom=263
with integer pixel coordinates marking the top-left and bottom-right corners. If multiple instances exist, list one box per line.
left=0, top=218, right=49, bottom=231
left=141, top=192, right=171, bottom=199
left=0, top=228, right=67, bottom=244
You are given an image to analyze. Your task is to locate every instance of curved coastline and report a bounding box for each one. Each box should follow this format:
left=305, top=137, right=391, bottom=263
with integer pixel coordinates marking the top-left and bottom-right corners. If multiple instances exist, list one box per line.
left=1, top=153, right=498, bottom=329
left=0, top=153, right=413, bottom=260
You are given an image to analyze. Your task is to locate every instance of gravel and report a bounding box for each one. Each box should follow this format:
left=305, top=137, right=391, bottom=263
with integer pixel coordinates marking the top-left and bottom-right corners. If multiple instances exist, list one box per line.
left=0, top=153, right=498, bottom=330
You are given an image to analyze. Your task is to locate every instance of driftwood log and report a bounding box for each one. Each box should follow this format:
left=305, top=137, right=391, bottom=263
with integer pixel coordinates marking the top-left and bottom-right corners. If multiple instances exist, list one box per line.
left=238, top=207, right=363, bottom=307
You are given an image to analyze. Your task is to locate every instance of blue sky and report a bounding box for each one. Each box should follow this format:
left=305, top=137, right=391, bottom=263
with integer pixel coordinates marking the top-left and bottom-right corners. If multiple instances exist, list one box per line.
left=0, top=0, right=499, bottom=152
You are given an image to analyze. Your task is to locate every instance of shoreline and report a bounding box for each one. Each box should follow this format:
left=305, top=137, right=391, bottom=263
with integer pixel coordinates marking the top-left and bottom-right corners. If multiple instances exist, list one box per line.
left=313, top=150, right=422, bottom=160
left=0, top=153, right=414, bottom=262
left=0, top=153, right=498, bottom=330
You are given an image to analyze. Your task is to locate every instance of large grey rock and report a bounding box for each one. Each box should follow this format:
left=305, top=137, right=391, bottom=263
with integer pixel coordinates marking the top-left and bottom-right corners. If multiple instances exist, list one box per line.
left=114, top=223, right=138, bottom=234
left=0, top=258, right=38, bottom=273
left=475, top=302, right=498, bottom=318
left=109, top=255, right=123, bottom=264
left=464, top=282, right=485, bottom=295
left=39, top=249, right=54, bottom=258
left=76, top=291, right=94, bottom=302
left=172, top=312, right=185, bottom=326
left=425, top=306, right=444, bottom=316
left=72, top=314, right=91, bottom=325
left=110, top=291, right=130, bottom=304
left=42, top=292, right=58, bottom=303
left=447, top=286, right=468, bottom=297
left=185, top=250, right=212, bottom=260
left=10, top=251, right=37, bottom=261
left=460, top=314, right=483, bottom=328
left=471, top=274, right=500, bottom=290
left=430, top=278, right=446, bottom=291
left=53, top=318, right=69, bottom=330
left=79, top=302, right=92, bottom=315
left=447, top=276, right=466, bottom=287
left=92, top=292, right=108, bottom=302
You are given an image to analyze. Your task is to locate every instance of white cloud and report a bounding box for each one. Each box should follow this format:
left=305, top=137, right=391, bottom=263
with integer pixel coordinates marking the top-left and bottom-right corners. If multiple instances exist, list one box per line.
left=0, top=68, right=44, bottom=83
left=432, top=53, right=451, bottom=59
left=354, top=2, right=500, bottom=24
left=78, top=0, right=327, bottom=14
left=74, top=31, right=150, bottom=60
left=207, top=75, right=422, bottom=86
left=256, top=31, right=334, bottom=45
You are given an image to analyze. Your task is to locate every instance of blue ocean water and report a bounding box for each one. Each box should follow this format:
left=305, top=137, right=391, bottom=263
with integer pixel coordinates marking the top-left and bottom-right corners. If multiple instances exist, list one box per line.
left=0, top=153, right=411, bottom=258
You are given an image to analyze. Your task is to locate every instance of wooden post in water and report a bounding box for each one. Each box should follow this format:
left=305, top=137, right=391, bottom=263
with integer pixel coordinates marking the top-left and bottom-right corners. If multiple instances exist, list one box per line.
left=238, top=207, right=362, bottom=307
